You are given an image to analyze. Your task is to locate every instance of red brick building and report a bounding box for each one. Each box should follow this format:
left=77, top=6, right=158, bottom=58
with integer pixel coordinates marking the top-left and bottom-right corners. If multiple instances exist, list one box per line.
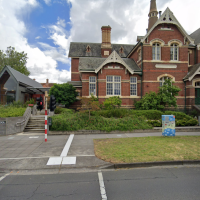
left=68, top=0, right=200, bottom=110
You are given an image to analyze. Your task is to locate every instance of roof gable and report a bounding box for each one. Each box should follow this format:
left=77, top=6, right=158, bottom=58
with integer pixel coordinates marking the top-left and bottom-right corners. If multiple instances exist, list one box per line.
left=0, top=66, right=42, bottom=88
left=190, top=28, right=200, bottom=45
left=141, top=7, right=194, bottom=44
left=95, top=51, right=135, bottom=74
left=184, top=63, right=200, bottom=81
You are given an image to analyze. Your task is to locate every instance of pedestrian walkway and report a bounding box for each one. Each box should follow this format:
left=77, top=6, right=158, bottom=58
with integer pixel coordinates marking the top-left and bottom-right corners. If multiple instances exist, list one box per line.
left=0, top=131, right=200, bottom=173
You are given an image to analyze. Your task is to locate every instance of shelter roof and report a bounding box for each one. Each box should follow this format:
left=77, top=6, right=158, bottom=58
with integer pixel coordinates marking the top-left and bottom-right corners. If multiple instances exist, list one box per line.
left=1, top=66, right=42, bottom=88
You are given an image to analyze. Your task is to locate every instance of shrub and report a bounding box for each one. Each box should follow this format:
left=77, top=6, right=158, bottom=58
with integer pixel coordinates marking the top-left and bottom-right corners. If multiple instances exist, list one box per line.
left=103, top=96, right=122, bottom=110
left=0, top=107, right=26, bottom=117
left=50, top=112, right=152, bottom=132
left=54, top=107, right=74, bottom=115
left=147, top=120, right=162, bottom=127
left=164, top=111, right=191, bottom=120
left=135, top=79, right=181, bottom=110
left=176, top=119, right=198, bottom=126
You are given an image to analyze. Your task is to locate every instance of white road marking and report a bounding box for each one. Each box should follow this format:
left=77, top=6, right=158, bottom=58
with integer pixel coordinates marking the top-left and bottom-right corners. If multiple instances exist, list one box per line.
left=0, top=156, right=53, bottom=160
left=98, top=170, right=107, bottom=200
left=8, top=137, right=14, bottom=139
left=47, top=157, right=63, bottom=165
left=60, top=134, right=74, bottom=157
left=62, top=157, right=76, bottom=164
left=0, top=173, right=9, bottom=182
left=46, top=134, right=76, bottom=165
left=29, top=137, right=39, bottom=139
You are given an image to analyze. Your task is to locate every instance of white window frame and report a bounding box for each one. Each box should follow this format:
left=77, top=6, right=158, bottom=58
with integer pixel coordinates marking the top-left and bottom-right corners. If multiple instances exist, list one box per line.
left=170, top=44, right=179, bottom=61
left=106, top=76, right=121, bottom=96
left=159, top=76, right=171, bottom=87
left=130, top=77, right=137, bottom=96
left=152, top=43, right=161, bottom=60
left=89, top=76, right=96, bottom=96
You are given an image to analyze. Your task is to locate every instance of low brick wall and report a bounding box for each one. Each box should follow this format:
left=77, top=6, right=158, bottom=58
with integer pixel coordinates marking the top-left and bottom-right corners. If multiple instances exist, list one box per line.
left=0, top=107, right=31, bottom=136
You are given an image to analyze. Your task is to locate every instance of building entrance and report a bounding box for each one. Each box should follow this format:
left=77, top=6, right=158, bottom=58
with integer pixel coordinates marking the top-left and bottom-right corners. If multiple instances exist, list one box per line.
left=195, top=88, right=200, bottom=105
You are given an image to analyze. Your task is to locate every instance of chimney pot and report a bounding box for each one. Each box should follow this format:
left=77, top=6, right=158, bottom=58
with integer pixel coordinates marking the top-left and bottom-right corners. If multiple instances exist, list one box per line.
left=159, top=11, right=162, bottom=18
left=33, top=79, right=35, bottom=81
left=46, top=79, right=49, bottom=84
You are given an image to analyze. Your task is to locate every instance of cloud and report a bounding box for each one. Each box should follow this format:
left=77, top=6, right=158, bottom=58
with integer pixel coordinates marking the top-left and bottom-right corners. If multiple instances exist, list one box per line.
left=43, top=0, right=51, bottom=5
left=67, top=0, right=200, bottom=44
left=0, top=0, right=70, bottom=83
left=35, top=36, right=41, bottom=39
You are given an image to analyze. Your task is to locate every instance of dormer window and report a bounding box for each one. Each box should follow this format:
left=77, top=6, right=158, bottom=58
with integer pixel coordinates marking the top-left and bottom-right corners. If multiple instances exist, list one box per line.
left=119, top=46, right=124, bottom=54
left=86, top=45, right=91, bottom=53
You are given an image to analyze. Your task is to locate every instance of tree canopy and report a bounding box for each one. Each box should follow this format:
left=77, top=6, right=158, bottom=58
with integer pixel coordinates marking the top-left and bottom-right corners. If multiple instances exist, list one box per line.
left=0, top=46, right=30, bottom=76
left=135, top=79, right=181, bottom=110
left=49, top=83, right=78, bottom=108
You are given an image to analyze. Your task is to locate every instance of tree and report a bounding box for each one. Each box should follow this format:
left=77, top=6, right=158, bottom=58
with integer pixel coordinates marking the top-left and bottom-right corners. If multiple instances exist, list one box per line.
left=78, top=94, right=100, bottom=119
left=0, top=46, right=30, bottom=76
left=103, top=96, right=122, bottom=110
left=49, top=83, right=78, bottom=108
left=135, top=79, right=181, bottom=110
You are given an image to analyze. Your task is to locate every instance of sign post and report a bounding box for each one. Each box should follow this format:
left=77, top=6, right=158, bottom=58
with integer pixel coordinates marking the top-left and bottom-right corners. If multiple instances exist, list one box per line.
left=45, top=91, right=48, bottom=142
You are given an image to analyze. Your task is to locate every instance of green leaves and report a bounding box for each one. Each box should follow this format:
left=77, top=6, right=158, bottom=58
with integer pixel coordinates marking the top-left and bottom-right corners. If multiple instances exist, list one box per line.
left=135, top=79, right=181, bottom=110
left=0, top=46, right=30, bottom=76
left=49, top=83, right=78, bottom=108
left=103, top=96, right=122, bottom=110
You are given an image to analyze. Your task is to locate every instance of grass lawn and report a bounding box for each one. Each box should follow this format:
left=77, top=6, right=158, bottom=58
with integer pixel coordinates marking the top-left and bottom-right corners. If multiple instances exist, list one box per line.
left=94, top=136, right=200, bottom=163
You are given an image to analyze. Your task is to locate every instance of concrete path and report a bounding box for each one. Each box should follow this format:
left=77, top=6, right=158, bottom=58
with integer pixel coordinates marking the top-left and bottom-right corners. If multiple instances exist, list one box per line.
left=0, top=131, right=200, bottom=174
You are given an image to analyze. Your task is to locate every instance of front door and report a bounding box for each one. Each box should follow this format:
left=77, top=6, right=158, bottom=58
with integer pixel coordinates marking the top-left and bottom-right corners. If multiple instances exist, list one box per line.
left=195, top=88, right=200, bottom=105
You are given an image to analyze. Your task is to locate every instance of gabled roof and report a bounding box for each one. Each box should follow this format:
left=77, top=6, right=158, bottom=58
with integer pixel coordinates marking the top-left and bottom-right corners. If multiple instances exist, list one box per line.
left=141, top=7, right=194, bottom=44
left=184, top=63, right=200, bottom=81
left=68, top=42, right=135, bottom=58
left=94, top=51, right=140, bottom=74
left=190, top=28, right=200, bottom=45
left=0, top=66, right=42, bottom=88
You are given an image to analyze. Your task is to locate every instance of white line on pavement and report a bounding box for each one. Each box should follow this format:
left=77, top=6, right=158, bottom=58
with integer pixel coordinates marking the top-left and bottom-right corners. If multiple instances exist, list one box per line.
left=60, top=134, right=74, bottom=157
left=0, top=156, right=53, bottom=160
left=0, top=173, right=9, bottom=182
left=98, top=170, right=107, bottom=200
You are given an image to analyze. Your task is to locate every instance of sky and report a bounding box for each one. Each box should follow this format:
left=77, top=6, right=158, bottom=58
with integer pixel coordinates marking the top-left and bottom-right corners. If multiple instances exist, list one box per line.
left=0, top=0, right=199, bottom=83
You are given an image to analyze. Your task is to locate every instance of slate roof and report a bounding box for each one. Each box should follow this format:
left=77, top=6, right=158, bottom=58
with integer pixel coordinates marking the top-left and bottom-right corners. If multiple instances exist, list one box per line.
left=68, top=42, right=135, bottom=58
left=184, top=63, right=200, bottom=81
left=5, top=66, right=42, bottom=88
left=79, top=57, right=141, bottom=72
left=190, top=28, right=200, bottom=45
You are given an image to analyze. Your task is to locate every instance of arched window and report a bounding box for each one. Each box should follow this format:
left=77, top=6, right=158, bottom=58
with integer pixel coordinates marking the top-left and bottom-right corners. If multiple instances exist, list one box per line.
left=152, top=43, right=161, bottom=60
left=159, top=76, right=171, bottom=87
left=170, top=44, right=179, bottom=61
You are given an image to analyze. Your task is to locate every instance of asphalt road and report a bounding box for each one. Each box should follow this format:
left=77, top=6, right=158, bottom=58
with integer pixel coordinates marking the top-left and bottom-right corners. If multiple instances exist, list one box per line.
left=0, top=166, right=200, bottom=200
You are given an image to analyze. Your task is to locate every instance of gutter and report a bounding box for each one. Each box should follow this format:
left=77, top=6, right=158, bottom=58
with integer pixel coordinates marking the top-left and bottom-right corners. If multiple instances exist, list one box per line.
left=183, top=80, right=187, bottom=113
left=97, top=73, right=98, bottom=98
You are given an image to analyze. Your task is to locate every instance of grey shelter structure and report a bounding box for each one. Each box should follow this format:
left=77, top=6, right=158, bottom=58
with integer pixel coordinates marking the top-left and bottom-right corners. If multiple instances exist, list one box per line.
left=0, top=66, right=46, bottom=104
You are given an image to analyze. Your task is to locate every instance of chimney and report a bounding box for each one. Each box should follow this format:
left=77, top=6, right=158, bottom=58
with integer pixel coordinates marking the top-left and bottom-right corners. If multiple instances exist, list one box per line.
left=33, top=78, right=35, bottom=81
left=159, top=11, right=162, bottom=18
left=101, top=26, right=112, bottom=57
left=148, top=0, right=158, bottom=31
left=46, top=79, right=49, bottom=84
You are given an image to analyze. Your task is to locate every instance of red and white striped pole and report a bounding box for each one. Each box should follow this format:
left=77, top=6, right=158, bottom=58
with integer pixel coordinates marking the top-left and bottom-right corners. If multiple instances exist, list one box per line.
left=45, top=109, right=47, bottom=142
left=45, top=92, right=48, bottom=142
